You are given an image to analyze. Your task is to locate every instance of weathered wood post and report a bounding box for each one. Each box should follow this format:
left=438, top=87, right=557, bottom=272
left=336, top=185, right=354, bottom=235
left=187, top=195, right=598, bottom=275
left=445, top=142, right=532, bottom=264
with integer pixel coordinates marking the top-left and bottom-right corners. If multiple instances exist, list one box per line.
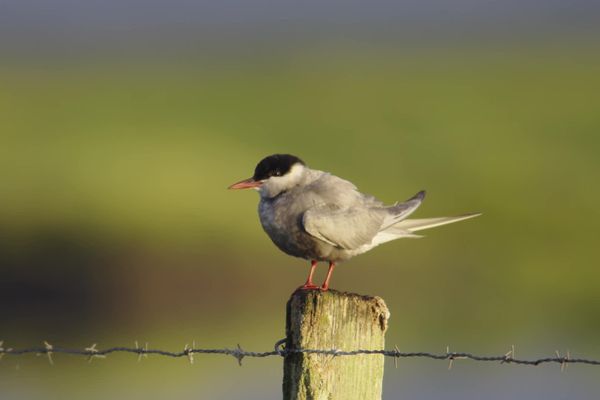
left=283, top=289, right=390, bottom=400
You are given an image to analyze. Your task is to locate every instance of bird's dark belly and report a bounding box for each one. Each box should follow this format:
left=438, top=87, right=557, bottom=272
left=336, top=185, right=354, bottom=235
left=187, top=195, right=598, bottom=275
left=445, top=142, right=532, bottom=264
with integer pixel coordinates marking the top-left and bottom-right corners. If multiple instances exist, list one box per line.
left=273, top=229, right=320, bottom=259
left=259, top=198, right=331, bottom=260
left=262, top=217, right=321, bottom=259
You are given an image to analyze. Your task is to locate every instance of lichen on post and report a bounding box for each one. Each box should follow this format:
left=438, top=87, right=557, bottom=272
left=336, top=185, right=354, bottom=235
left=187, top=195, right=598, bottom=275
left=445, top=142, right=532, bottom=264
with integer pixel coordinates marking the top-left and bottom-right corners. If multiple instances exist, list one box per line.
left=283, top=289, right=390, bottom=400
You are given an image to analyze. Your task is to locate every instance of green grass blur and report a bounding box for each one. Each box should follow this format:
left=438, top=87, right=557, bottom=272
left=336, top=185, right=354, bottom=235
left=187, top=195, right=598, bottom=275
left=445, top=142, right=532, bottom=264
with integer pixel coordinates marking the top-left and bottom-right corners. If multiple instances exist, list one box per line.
left=1, top=45, right=600, bottom=398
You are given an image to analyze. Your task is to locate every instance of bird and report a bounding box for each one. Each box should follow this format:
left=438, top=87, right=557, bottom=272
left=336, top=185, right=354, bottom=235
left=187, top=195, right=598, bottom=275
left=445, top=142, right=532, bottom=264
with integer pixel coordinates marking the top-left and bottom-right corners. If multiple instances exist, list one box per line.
left=229, top=154, right=480, bottom=291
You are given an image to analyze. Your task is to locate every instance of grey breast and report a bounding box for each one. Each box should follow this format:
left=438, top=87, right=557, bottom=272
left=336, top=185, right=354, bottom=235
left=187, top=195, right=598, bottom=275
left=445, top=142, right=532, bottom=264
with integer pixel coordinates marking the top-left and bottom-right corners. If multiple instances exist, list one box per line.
left=258, top=190, right=329, bottom=260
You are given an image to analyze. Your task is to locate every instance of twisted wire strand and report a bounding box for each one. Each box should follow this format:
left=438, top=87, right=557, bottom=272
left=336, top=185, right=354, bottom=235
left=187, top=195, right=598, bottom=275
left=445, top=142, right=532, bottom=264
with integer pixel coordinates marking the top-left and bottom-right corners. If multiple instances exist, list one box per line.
left=1, top=339, right=598, bottom=367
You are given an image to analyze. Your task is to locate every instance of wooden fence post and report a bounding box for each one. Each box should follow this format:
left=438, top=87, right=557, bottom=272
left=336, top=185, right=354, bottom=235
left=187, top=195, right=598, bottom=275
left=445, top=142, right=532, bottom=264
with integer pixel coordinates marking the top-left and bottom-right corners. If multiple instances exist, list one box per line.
left=283, top=289, right=390, bottom=400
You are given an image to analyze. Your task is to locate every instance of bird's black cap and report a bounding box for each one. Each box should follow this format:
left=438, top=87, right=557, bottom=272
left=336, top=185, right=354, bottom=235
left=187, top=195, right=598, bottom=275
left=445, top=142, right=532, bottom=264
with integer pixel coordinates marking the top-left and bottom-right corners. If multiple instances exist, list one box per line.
left=253, top=154, right=305, bottom=180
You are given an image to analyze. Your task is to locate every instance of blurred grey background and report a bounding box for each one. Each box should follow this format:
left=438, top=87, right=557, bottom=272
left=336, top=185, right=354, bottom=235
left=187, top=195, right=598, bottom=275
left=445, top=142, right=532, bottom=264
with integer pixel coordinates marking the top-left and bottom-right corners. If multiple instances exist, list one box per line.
left=1, top=1, right=599, bottom=399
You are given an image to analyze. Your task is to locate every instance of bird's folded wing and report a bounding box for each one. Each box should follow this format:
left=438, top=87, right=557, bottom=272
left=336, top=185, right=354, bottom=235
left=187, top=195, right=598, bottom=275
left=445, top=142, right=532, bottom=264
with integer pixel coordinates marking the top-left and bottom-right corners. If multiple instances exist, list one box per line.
left=380, top=190, right=426, bottom=230
left=302, top=204, right=385, bottom=249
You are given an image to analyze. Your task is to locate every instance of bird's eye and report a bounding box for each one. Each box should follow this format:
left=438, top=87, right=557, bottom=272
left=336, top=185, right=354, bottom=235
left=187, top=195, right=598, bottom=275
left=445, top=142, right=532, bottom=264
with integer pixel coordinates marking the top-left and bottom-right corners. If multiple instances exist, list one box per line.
left=274, top=170, right=282, bottom=177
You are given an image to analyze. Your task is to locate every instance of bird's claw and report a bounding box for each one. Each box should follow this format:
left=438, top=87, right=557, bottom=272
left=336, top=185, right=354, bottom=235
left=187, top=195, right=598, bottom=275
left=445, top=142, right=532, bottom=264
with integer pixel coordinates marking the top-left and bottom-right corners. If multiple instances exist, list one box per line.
left=298, top=283, right=320, bottom=290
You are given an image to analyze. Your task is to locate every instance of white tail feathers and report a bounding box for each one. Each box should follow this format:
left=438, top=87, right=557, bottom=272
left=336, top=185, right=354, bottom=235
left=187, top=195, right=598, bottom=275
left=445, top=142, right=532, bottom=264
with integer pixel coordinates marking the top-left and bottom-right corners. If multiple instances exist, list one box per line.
left=370, top=212, right=481, bottom=247
left=393, top=213, right=482, bottom=232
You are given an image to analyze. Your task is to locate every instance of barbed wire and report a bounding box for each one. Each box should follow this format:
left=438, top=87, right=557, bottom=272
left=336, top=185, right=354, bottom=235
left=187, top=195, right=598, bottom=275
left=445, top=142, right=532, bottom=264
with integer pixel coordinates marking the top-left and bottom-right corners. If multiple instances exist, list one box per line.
left=1, top=340, right=598, bottom=370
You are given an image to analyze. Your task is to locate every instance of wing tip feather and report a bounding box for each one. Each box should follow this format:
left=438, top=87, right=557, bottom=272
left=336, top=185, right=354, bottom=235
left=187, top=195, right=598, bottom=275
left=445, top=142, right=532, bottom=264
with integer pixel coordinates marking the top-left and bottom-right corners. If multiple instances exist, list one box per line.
left=414, top=190, right=426, bottom=201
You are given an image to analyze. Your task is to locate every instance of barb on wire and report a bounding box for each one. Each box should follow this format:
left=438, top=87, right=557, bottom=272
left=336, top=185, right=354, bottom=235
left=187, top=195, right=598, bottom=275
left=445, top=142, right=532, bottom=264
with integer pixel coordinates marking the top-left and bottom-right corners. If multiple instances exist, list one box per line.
left=1, top=339, right=599, bottom=368
left=42, top=341, right=54, bottom=365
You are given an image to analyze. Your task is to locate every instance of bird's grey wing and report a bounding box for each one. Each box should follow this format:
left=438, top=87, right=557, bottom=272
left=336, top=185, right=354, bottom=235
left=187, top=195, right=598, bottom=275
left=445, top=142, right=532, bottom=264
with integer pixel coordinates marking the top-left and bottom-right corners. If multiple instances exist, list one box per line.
left=304, top=172, right=362, bottom=204
left=381, top=190, right=426, bottom=229
left=302, top=204, right=385, bottom=250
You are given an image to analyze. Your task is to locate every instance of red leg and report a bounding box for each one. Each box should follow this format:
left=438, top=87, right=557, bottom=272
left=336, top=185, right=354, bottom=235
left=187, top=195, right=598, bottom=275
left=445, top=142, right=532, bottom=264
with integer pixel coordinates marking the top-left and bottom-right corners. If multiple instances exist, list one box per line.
left=321, top=262, right=335, bottom=291
left=299, top=260, right=319, bottom=290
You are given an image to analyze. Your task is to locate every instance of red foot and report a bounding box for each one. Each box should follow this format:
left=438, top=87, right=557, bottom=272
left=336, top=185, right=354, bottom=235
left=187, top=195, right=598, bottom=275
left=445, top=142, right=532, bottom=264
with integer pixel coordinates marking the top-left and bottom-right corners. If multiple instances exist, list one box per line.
left=299, top=283, right=320, bottom=290
left=298, top=260, right=320, bottom=290
left=320, top=284, right=330, bottom=291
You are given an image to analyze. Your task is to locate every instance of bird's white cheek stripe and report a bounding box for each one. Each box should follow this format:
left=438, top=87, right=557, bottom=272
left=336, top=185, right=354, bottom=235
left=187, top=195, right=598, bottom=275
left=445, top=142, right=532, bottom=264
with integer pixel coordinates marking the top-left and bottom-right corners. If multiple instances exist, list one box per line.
left=259, top=164, right=305, bottom=198
left=264, top=164, right=305, bottom=193
left=273, top=164, right=305, bottom=187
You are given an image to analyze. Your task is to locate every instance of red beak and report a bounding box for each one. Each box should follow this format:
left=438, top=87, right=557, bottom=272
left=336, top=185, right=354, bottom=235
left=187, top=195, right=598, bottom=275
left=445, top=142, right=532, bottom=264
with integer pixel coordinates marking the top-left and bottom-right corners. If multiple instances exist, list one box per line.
left=228, top=177, right=262, bottom=190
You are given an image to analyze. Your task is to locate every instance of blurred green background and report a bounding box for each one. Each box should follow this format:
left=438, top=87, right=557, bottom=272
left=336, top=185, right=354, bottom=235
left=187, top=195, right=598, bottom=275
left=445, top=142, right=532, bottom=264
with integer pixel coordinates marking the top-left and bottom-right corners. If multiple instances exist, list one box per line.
left=1, top=1, right=600, bottom=399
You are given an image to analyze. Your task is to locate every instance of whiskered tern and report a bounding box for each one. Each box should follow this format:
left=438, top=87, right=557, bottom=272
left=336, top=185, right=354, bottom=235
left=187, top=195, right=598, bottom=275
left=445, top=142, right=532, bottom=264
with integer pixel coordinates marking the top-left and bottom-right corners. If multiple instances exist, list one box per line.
left=229, top=154, right=480, bottom=290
